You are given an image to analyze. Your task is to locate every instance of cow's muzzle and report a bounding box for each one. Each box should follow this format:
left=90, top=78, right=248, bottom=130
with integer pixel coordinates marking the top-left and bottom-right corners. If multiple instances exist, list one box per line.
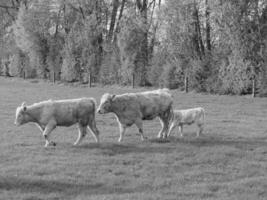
left=97, top=109, right=105, bottom=114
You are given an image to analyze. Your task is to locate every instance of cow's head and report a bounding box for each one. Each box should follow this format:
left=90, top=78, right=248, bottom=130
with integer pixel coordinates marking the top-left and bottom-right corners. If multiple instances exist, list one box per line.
left=14, top=102, right=28, bottom=126
left=97, top=93, right=115, bottom=114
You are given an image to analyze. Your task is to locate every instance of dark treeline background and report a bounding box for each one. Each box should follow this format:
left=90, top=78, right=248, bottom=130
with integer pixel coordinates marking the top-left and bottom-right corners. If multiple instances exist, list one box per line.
left=0, top=0, right=266, bottom=95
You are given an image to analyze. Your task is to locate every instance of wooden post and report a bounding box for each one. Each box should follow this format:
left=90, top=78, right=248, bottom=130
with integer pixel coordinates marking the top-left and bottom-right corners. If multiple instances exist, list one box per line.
left=89, top=72, right=92, bottom=88
left=184, top=76, right=188, bottom=93
left=132, top=73, right=135, bottom=88
left=53, top=72, right=56, bottom=83
left=252, top=75, right=256, bottom=98
left=23, top=71, right=26, bottom=79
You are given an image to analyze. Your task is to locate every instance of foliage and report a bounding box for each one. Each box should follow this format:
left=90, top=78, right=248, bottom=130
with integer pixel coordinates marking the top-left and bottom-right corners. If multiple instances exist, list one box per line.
left=0, top=0, right=266, bottom=95
left=117, top=14, right=146, bottom=85
left=61, top=52, right=78, bottom=82
left=99, top=48, right=121, bottom=85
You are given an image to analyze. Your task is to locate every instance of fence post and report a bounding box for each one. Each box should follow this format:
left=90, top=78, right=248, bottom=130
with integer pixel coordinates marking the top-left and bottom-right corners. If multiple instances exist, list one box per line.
left=89, top=72, right=92, bottom=88
left=252, top=75, right=256, bottom=98
left=53, top=72, right=56, bottom=84
left=132, top=73, right=135, bottom=88
left=184, top=76, right=188, bottom=93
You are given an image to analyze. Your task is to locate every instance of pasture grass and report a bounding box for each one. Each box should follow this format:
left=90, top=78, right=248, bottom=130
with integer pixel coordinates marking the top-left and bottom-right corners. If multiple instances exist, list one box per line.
left=0, top=77, right=267, bottom=200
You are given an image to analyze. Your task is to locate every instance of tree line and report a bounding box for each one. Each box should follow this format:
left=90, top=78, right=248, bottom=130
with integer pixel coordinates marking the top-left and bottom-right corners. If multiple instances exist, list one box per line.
left=0, top=0, right=266, bottom=96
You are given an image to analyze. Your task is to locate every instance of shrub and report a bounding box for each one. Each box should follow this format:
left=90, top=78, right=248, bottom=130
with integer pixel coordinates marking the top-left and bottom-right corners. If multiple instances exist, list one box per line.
left=61, top=56, right=79, bottom=82
left=99, top=51, right=121, bottom=85
left=159, top=63, right=182, bottom=89
left=218, top=55, right=251, bottom=95
left=9, top=50, right=36, bottom=78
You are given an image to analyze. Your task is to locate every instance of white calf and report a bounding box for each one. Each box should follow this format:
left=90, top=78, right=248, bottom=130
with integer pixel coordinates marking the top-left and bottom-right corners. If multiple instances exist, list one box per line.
left=167, top=107, right=205, bottom=137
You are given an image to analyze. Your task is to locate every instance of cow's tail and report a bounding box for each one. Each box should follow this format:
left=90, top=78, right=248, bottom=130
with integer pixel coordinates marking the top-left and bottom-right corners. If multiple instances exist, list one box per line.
left=169, top=105, right=174, bottom=123
left=202, top=108, right=205, bottom=123
left=200, top=107, right=205, bottom=127
left=166, top=104, right=174, bottom=131
left=91, top=98, right=97, bottom=114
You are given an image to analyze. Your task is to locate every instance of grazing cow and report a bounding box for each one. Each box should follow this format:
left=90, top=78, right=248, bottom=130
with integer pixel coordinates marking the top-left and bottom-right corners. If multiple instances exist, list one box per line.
left=14, top=98, right=100, bottom=147
left=167, top=107, right=205, bottom=137
left=97, top=88, right=173, bottom=142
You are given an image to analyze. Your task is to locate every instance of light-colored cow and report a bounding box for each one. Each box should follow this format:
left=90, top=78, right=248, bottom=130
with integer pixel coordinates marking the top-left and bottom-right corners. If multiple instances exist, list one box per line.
left=167, top=107, right=205, bottom=137
left=97, top=88, right=173, bottom=142
left=14, top=98, right=100, bottom=147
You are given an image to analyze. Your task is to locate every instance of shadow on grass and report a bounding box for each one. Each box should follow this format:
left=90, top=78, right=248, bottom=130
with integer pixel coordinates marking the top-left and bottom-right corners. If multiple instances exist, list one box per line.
left=168, top=135, right=267, bottom=150
left=74, top=142, right=174, bottom=156
left=74, top=135, right=267, bottom=155
left=0, top=175, right=150, bottom=196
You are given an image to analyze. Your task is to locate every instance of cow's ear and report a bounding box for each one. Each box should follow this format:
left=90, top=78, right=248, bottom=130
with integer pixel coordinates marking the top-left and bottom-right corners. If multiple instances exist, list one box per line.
left=21, top=102, right=27, bottom=111
left=111, top=94, right=116, bottom=100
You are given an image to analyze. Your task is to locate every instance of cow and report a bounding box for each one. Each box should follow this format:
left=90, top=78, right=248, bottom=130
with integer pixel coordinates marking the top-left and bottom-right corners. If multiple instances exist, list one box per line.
left=97, top=88, right=173, bottom=142
left=167, top=107, right=205, bottom=137
left=14, top=98, right=100, bottom=147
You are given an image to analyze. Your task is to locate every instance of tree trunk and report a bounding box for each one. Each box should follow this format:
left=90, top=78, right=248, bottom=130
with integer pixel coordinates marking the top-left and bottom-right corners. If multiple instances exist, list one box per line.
left=108, top=0, right=119, bottom=42
left=95, top=0, right=103, bottom=78
left=193, top=1, right=205, bottom=59
left=148, top=0, right=158, bottom=60
left=113, top=0, right=126, bottom=43
left=148, top=23, right=158, bottom=60
left=205, top=0, right=211, bottom=51
left=135, top=0, right=148, bottom=86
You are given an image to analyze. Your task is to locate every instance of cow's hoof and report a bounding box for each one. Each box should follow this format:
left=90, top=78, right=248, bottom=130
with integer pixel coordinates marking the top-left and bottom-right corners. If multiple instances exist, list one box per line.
left=51, top=142, right=56, bottom=146
left=95, top=138, right=100, bottom=143
left=141, top=137, right=148, bottom=141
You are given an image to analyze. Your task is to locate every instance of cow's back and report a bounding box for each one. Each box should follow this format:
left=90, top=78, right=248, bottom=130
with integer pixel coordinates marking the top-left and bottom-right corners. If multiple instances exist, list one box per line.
left=179, top=107, right=204, bottom=124
left=111, top=89, right=173, bottom=122
left=52, top=98, right=96, bottom=126
left=135, top=89, right=173, bottom=119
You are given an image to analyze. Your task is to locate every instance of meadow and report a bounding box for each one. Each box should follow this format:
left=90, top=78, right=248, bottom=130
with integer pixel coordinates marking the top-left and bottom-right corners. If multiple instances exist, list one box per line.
left=0, top=77, right=267, bottom=200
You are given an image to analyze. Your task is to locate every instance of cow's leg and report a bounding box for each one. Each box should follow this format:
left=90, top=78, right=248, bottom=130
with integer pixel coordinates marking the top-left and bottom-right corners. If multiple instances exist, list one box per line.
left=157, top=118, right=165, bottom=138
left=158, top=116, right=169, bottom=138
left=118, top=123, right=126, bottom=142
left=162, top=108, right=173, bottom=138
left=197, top=123, right=204, bottom=137
left=163, top=118, right=170, bottom=138
left=36, top=123, right=44, bottom=132
left=179, top=125, right=183, bottom=137
left=43, top=122, right=56, bottom=147
left=74, top=124, right=87, bottom=146
left=87, top=116, right=100, bottom=143
left=167, top=122, right=176, bottom=137
left=135, top=119, right=147, bottom=141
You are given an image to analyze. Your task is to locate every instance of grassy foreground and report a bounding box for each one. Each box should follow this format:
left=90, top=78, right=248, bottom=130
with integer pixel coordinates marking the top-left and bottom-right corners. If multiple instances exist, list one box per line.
left=0, top=77, right=267, bottom=200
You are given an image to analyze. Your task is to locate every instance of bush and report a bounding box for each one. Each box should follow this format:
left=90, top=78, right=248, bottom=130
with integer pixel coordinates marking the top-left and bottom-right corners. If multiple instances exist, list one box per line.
left=218, top=54, right=251, bottom=95
left=9, top=50, right=36, bottom=78
left=61, top=56, right=79, bottom=82
left=99, top=51, right=121, bottom=85
left=148, top=64, right=163, bottom=87
left=159, top=63, right=183, bottom=89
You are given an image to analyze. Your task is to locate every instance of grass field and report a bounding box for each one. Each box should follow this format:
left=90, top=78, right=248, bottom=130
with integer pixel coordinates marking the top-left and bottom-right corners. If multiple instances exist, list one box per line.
left=0, top=77, right=267, bottom=200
